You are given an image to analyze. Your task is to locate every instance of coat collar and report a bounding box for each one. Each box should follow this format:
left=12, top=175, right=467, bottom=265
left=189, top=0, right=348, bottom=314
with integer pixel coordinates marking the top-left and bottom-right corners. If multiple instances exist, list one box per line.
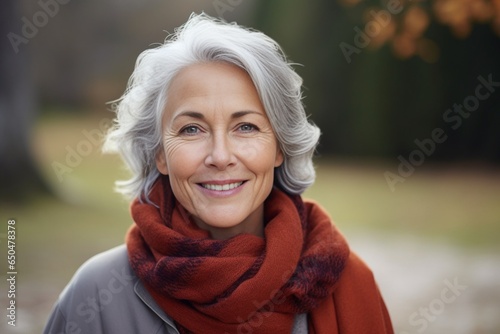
left=134, top=280, right=180, bottom=333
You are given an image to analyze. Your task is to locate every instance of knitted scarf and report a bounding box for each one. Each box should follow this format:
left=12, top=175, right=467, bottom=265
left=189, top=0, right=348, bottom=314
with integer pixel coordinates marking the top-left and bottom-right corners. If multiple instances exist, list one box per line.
left=126, top=175, right=350, bottom=334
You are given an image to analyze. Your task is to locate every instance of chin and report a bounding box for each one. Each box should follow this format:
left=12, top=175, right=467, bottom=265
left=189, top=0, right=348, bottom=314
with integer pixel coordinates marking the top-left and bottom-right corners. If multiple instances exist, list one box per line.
left=202, top=216, right=244, bottom=229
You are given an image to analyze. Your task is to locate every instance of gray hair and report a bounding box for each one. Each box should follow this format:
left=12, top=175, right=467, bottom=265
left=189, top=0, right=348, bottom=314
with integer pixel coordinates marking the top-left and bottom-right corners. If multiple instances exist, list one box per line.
left=104, top=13, right=320, bottom=201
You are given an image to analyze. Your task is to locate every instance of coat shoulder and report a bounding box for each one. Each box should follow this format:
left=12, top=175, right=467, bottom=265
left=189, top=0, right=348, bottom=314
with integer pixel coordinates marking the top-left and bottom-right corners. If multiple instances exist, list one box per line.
left=43, top=245, right=175, bottom=334
left=64, top=244, right=136, bottom=293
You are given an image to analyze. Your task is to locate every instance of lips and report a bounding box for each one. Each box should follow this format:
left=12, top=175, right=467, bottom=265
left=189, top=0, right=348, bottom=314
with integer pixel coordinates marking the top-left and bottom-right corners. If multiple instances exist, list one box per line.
left=200, top=181, right=244, bottom=191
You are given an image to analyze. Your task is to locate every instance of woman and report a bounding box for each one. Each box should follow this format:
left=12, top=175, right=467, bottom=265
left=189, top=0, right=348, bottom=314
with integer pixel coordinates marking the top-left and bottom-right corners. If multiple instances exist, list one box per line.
left=44, top=13, right=393, bottom=334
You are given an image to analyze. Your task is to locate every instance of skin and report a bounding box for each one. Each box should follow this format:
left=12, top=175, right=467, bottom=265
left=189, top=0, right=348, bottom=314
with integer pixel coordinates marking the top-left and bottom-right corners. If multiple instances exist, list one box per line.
left=155, top=62, right=283, bottom=240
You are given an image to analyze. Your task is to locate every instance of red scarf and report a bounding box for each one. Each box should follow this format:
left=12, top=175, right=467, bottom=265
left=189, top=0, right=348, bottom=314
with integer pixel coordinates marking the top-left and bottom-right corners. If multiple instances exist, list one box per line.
left=126, top=176, right=388, bottom=333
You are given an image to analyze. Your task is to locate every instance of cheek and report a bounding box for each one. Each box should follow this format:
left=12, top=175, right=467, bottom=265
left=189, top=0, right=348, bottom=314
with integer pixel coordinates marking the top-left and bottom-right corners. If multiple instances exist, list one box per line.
left=164, top=141, right=202, bottom=178
left=236, top=139, right=279, bottom=171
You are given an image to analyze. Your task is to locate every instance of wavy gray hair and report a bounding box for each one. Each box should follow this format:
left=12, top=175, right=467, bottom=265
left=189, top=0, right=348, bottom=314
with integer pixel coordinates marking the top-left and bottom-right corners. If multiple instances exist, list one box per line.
left=104, top=13, right=320, bottom=201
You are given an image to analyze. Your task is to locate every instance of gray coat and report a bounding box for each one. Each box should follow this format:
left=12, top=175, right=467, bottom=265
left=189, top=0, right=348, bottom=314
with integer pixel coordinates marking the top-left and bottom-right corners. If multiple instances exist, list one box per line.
left=43, top=245, right=307, bottom=334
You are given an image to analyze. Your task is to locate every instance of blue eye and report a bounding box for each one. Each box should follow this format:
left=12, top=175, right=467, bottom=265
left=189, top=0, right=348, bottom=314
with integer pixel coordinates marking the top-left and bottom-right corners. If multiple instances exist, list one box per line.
left=239, top=123, right=257, bottom=132
left=181, top=125, right=200, bottom=135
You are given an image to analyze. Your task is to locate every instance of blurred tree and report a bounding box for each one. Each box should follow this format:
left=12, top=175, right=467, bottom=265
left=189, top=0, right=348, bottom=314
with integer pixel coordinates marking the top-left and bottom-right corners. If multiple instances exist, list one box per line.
left=339, top=0, right=500, bottom=62
left=0, top=0, right=50, bottom=202
left=252, top=0, right=500, bottom=162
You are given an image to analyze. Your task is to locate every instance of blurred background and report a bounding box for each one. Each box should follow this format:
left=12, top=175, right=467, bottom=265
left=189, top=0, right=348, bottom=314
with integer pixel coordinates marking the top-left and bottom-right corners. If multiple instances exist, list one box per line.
left=1, top=0, right=499, bottom=333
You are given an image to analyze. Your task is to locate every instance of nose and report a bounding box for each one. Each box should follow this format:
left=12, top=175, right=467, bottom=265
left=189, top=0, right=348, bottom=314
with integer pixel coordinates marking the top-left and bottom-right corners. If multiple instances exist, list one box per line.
left=204, top=133, right=236, bottom=170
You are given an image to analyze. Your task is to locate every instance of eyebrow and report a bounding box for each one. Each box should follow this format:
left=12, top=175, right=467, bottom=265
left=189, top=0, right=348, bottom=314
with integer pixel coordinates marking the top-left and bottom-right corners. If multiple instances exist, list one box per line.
left=173, top=111, right=205, bottom=121
left=173, top=110, right=265, bottom=122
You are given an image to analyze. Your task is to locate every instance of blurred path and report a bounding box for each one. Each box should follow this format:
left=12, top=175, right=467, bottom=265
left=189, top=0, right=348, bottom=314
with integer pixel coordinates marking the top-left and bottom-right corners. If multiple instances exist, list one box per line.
left=346, top=231, right=500, bottom=334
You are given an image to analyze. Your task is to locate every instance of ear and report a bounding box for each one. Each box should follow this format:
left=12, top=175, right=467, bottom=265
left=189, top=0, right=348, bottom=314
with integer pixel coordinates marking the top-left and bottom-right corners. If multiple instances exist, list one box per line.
left=155, top=149, right=169, bottom=175
left=274, top=147, right=284, bottom=168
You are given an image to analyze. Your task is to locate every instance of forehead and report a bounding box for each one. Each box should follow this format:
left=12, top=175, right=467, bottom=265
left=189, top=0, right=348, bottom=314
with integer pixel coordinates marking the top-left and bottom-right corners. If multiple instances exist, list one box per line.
left=168, top=62, right=257, bottom=96
left=164, top=62, right=265, bottom=120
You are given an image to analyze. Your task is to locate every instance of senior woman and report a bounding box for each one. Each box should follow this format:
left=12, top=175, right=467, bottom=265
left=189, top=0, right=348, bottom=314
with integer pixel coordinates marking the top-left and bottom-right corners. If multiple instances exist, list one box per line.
left=44, top=13, right=393, bottom=334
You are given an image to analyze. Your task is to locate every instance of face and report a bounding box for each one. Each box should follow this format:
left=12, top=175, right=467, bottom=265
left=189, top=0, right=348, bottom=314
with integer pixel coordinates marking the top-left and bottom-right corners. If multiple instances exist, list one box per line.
left=156, top=62, right=283, bottom=240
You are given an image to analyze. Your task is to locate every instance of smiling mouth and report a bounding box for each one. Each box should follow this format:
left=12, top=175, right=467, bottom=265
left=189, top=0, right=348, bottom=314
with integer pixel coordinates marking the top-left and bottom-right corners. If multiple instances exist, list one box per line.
left=199, top=181, right=244, bottom=191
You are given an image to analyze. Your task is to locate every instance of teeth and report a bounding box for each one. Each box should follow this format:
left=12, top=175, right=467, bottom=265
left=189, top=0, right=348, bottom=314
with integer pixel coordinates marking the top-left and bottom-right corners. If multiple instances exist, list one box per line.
left=201, top=182, right=243, bottom=191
